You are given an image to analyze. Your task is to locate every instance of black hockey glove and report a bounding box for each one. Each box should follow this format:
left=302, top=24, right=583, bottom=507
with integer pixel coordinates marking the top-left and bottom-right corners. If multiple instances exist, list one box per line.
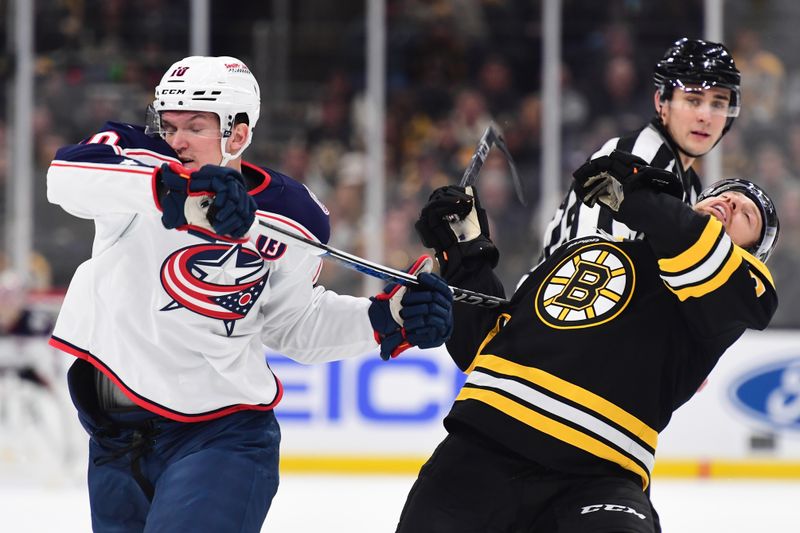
left=415, top=186, right=499, bottom=279
left=573, top=149, right=683, bottom=212
left=368, top=256, right=454, bottom=360
left=157, top=162, right=257, bottom=238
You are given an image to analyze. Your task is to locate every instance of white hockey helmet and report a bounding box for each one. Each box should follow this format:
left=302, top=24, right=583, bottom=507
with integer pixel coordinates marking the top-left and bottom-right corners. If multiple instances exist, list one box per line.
left=148, top=56, right=261, bottom=166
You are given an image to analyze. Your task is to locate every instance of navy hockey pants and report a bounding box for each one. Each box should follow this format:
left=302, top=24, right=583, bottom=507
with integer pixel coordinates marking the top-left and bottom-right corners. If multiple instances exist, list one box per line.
left=68, top=360, right=280, bottom=533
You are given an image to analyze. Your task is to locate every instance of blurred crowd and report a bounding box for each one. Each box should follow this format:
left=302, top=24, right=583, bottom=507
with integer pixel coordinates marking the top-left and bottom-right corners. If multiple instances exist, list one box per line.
left=2, top=0, right=800, bottom=326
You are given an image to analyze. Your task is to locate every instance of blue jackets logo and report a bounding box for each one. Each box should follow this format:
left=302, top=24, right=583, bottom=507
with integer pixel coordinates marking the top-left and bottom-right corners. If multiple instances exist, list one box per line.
left=729, top=358, right=800, bottom=430
left=160, top=243, right=268, bottom=336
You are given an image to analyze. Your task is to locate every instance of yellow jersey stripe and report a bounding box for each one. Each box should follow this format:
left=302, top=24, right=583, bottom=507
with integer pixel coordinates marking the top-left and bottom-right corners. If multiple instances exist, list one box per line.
left=465, top=314, right=511, bottom=374
left=472, top=354, right=658, bottom=448
left=668, top=248, right=743, bottom=301
left=659, top=218, right=722, bottom=274
left=456, top=387, right=651, bottom=489
left=466, top=370, right=656, bottom=474
left=740, top=249, right=775, bottom=288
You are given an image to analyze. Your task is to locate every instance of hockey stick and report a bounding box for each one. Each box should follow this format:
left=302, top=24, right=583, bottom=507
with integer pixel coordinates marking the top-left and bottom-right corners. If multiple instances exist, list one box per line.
left=252, top=214, right=510, bottom=309
left=460, top=122, right=526, bottom=206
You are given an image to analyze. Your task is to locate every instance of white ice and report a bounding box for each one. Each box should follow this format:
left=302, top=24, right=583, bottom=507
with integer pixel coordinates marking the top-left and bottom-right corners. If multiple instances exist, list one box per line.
left=2, top=474, right=799, bottom=532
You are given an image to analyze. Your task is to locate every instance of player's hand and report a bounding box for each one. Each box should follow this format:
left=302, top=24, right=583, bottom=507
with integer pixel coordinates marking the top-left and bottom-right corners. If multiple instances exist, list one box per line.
left=416, top=186, right=486, bottom=246
left=415, top=186, right=498, bottom=278
left=368, top=256, right=453, bottom=360
left=157, top=162, right=256, bottom=238
left=156, top=162, right=192, bottom=229
left=573, top=150, right=683, bottom=211
left=192, top=165, right=257, bottom=238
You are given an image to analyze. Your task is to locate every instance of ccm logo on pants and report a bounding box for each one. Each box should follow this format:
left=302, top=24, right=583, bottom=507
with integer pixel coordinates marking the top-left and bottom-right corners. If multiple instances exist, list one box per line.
left=580, top=504, right=646, bottom=520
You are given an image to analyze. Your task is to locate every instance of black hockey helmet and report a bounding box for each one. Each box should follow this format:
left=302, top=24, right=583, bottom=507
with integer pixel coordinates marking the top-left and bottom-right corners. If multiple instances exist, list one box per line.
left=654, top=38, right=741, bottom=136
left=697, top=178, right=779, bottom=262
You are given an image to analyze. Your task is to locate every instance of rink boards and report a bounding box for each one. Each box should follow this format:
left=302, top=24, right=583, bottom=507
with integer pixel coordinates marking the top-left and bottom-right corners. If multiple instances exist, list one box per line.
left=3, top=329, right=800, bottom=480
left=274, top=329, right=800, bottom=478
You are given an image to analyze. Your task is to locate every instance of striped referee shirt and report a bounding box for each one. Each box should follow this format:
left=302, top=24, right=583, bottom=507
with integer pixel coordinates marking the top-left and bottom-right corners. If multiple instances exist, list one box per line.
left=540, top=119, right=703, bottom=260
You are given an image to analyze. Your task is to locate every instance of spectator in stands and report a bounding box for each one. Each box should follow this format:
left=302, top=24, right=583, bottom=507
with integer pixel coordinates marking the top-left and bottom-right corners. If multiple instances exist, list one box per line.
left=476, top=54, right=520, bottom=119
left=733, top=28, right=786, bottom=129
left=450, top=88, right=492, bottom=147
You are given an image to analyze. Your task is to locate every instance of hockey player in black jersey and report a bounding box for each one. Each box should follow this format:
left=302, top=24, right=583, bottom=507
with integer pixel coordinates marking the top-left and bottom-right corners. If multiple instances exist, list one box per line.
left=398, top=152, right=779, bottom=533
left=540, top=37, right=741, bottom=260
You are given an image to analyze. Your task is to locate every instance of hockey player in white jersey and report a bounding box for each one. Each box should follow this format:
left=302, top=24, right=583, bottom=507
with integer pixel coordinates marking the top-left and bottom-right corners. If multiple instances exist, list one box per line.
left=46, top=56, right=453, bottom=533
left=539, top=38, right=742, bottom=260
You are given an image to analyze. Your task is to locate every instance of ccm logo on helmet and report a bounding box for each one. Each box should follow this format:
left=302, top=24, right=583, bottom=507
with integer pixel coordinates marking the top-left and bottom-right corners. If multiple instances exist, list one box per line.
left=161, top=89, right=186, bottom=95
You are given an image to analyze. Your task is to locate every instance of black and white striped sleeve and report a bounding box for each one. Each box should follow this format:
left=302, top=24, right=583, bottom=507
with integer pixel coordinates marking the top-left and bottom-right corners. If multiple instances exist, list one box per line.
left=539, top=125, right=681, bottom=259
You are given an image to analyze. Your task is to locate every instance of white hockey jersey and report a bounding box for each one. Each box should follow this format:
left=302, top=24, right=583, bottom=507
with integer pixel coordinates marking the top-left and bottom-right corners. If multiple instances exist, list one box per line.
left=47, top=122, right=377, bottom=421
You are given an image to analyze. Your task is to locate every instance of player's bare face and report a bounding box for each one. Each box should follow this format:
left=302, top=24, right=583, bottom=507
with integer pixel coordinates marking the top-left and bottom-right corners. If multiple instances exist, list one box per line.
left=160, top=111, right=223, bottom=169
left=660, top=87, right=730, bottom=161
left=694, top=191, right=762, bottom=251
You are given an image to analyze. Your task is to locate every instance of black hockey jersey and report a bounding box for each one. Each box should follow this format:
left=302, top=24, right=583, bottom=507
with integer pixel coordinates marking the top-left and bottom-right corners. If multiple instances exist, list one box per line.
left=443, top=190, right=777, bottom=490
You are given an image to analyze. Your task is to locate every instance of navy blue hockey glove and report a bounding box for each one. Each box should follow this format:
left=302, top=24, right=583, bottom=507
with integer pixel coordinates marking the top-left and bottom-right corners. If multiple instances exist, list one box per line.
left=572, top=149, right=683, bottom=212
left=415, top=186, right=498, bottom=279
left=368, top=256, right=454, bottom=360
left=157, top=162, right=257, bottom=238
left=157, top=162, right=192, bottom=229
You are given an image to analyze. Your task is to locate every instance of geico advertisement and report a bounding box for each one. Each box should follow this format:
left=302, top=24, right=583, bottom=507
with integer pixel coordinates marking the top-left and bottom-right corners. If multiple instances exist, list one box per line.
left=273, top=330, right=800, bottom=459
left=272, top=346, right=461, bottom=455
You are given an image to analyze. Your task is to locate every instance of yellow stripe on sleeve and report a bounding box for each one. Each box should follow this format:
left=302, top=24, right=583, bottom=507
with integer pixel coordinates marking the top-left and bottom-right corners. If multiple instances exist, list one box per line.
left=668, top=248, right=743, bottom=301
left=659, top=218, right=723, bottom=274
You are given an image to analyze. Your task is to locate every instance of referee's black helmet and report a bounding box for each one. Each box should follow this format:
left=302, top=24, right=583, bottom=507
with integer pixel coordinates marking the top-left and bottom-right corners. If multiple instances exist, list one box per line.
left=654, top=38, right=741, bottom=135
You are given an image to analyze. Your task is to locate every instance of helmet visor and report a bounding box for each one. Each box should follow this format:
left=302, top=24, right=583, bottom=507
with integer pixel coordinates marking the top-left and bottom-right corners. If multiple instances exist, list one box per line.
left=144, top=103, right=224, bottom=140
left=144, top=103, right=162, bottom=137
left=664, top=81, right=740, bottom=117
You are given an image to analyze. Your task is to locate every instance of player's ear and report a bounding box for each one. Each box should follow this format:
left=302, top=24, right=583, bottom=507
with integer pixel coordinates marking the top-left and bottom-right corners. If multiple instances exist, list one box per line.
left=227, top=123, right=249, bottom=153
left=653, top=90, right=665, bottom=119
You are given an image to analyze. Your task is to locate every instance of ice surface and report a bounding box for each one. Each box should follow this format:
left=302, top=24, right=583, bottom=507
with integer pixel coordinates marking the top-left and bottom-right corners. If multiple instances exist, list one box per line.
left=2, top=475, right=799, bottom=532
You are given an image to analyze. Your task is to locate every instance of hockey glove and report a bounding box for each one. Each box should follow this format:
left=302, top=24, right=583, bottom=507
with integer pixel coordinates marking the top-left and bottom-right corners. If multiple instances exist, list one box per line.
left=415, top=186, right=499, bottom=279
left=157, top=162, right=192, bottom=229
left=157, top=162, right=257, bottom=238
left=368, top=256, right=454, bottom=360
left=572, top=150, right=683, bottom=212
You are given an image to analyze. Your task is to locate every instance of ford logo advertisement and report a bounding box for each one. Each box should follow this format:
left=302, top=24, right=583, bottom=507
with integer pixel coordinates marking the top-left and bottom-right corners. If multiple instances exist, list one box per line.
left=729, top=358, right=800, bottom=430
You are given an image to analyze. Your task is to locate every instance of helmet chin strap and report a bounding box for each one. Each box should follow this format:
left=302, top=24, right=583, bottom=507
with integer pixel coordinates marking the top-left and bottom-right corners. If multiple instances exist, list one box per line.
left=217, top=131, right=253, bottom=167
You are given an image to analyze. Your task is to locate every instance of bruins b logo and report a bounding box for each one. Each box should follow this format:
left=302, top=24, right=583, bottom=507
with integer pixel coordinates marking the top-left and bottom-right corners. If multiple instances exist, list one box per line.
left=535, top=242, right=634, bottom=329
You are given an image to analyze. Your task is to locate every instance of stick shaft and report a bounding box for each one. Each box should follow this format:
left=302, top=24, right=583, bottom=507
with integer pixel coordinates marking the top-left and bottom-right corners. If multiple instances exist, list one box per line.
left=459, top=122, right=526, bottom=205
left=253, top=216, right=509, bottom=309
left=459, top=126, right=499, bottom=188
